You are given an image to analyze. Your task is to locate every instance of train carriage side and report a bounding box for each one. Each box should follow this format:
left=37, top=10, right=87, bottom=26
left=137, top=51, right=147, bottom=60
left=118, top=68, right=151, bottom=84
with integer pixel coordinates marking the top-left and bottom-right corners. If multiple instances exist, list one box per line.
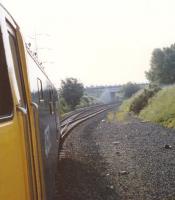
left=26, top=48, right=60, bottom=200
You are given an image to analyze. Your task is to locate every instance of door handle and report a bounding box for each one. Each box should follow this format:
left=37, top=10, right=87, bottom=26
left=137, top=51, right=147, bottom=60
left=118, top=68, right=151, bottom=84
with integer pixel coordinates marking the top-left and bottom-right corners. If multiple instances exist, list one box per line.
left=49, top=101, right=54, bottom=115
left=30, top=102, right=40, bottom=130
left=31, top=102, right=39, bottom=112
left=16, top=105, right=27, bottom=115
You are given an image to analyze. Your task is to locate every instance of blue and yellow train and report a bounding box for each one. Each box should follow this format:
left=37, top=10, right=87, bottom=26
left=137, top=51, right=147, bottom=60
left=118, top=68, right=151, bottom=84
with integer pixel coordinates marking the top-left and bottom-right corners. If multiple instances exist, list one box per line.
left=0, top=4, right=60, bottom=200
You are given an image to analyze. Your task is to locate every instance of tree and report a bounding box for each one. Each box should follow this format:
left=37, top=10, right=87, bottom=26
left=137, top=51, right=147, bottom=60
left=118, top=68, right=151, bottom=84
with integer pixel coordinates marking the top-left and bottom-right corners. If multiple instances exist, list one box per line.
left=146, top=44, right=175, bottom=84
left=122, top=82, right=140, bottom=98
left=60, top=78, right=84, bottom=110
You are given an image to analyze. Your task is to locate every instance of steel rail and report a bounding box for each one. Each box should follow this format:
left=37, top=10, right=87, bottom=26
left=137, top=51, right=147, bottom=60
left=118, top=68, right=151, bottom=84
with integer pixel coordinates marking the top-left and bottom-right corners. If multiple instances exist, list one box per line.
left=60, top=104, right=115, bottom=145
left=61, top=106, right=106, bottom=128
left=60, top=103, right=105, bottom=123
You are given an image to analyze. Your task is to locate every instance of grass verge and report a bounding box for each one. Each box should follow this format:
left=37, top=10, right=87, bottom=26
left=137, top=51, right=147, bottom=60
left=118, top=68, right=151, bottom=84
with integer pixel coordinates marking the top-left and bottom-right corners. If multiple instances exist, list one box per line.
left=140, top=86, right=175, bottom=128
left=117, top=85, right=175, bottom=128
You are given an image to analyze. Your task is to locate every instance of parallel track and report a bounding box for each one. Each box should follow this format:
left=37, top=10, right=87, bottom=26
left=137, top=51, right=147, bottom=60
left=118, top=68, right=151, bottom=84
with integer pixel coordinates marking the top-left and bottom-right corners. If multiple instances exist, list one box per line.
left=61, top=104, right=106, bottom=124
left=60, top=104, right=116, bottom=144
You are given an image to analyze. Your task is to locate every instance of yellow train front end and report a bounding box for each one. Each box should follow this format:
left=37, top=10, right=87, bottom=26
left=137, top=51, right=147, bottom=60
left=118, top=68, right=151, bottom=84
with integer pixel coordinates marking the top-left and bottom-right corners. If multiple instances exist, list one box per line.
left=0, top=4, right=60, bottom=200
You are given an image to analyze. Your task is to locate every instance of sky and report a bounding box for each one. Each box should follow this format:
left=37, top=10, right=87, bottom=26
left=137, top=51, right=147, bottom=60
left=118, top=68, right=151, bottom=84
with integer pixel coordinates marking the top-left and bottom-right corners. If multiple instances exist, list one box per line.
left=1, top=0, right=175, bottom=87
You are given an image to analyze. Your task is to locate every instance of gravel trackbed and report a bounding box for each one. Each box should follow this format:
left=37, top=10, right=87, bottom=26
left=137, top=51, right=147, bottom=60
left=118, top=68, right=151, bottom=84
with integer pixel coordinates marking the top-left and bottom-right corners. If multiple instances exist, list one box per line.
left=54, top=110, right=175, bottom=200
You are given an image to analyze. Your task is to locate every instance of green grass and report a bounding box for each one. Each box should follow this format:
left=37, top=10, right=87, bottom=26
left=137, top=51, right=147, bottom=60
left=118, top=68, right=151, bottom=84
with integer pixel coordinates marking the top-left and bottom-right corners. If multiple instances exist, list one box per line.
left=140, top=86, right=175, bottom=128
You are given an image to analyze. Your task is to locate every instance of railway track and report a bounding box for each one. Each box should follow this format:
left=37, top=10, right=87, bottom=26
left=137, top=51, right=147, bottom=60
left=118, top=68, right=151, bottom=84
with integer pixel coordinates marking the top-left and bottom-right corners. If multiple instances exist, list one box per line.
left=60, top=104, right=107, bottom=123
left=60, top=104, right=116, bottom=144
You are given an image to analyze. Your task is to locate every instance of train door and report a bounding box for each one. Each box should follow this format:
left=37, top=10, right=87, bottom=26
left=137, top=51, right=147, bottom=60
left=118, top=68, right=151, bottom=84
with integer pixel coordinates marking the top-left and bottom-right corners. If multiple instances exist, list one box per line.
left=0, top=12, right=37, bottom=200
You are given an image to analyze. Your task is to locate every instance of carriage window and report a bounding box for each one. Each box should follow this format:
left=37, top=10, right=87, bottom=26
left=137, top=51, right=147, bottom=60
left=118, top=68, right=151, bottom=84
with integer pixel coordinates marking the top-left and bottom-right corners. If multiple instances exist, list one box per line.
left=49, top=87, right=53, bottom=101
left=37, top=78, right=44, bottom=102
left=49, top=87, right=54, bottom=115
left=0, top=30, right=13, bottom=120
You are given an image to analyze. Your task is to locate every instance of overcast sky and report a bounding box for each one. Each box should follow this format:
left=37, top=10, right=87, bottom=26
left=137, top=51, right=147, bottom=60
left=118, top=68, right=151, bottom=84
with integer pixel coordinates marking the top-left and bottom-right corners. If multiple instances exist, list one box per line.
left=1, top=0, right=175, bottom=87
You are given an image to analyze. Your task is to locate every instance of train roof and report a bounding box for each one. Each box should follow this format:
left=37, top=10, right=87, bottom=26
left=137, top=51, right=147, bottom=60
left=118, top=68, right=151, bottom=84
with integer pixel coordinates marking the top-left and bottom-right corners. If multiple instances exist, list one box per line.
left=0, top=3, right=19, bottom=28
left=26, top=45, right=56, bottom=89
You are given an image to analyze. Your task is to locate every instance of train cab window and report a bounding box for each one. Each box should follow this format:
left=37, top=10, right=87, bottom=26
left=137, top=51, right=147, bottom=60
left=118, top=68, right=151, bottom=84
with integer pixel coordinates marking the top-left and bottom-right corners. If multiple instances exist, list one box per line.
left=9, top=33, right=23, bottom=105
left=7, top=24, right=26, bottom=107
left=0, top=30, right=13, bottom=120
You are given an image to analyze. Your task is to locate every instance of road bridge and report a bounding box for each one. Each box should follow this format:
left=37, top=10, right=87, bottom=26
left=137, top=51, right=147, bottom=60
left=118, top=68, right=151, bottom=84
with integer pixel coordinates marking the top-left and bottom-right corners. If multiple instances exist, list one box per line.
left=85, top=85, right=123, bottom=103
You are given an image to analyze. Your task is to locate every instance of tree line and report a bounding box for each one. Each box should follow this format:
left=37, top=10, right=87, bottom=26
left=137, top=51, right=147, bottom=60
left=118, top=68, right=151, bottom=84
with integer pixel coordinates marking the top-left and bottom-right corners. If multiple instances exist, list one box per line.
left=59, top=42, right=175, bottom=112
left=146, top=44, right=175, bottom=84
left=122, top=43, right=175, bottom=99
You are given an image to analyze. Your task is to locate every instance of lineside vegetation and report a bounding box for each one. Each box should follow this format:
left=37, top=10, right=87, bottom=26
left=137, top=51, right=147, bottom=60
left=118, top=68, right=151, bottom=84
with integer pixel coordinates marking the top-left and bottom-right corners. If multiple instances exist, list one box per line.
left=59, top=78, right=96, bottom=115
left=117, top=85, right=175, bottom=128
left=140, top=86, right=175, bottom=128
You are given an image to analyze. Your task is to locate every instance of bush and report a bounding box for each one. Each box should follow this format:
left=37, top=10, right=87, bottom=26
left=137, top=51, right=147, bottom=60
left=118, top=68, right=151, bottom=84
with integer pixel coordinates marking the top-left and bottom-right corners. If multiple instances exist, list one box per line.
left=122, top=82, right=141, bottom=98
left=60, top=78, right=84, bottom=110
left=76, top=96, right=95, bottom=109
left=59, top=97, right=71, bottom=115
left=129, top=84, right=160, bottom=114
